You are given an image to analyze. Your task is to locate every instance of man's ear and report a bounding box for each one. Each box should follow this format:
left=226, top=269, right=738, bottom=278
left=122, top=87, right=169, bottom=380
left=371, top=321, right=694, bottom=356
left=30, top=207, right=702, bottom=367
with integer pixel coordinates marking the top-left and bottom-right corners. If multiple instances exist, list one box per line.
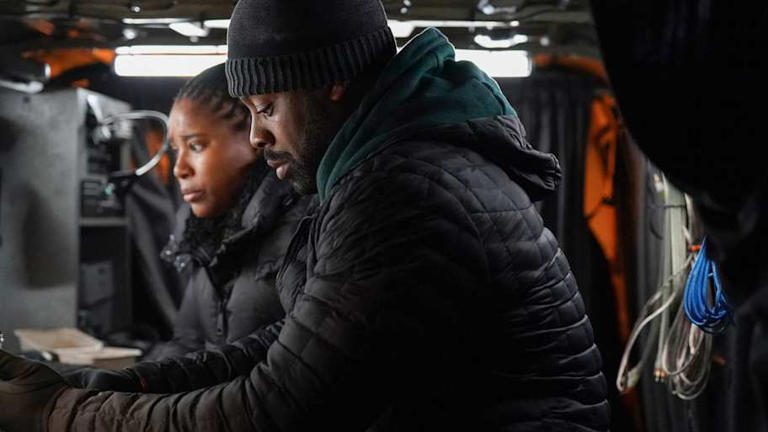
left=329, top=82, right=348, bottom=102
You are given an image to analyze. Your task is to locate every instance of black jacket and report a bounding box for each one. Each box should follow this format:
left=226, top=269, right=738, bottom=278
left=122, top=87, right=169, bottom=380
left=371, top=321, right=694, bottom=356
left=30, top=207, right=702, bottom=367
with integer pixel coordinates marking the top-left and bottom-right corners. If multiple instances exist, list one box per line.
left=146, top=166, right=311, bottom=360
left=49, top=115, right=609, bottom=431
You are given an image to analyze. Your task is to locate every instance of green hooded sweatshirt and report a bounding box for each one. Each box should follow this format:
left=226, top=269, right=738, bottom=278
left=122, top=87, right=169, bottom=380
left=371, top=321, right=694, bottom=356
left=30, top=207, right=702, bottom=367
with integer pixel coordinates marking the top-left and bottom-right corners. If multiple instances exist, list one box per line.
left=315, top=28, right=517, bottom=201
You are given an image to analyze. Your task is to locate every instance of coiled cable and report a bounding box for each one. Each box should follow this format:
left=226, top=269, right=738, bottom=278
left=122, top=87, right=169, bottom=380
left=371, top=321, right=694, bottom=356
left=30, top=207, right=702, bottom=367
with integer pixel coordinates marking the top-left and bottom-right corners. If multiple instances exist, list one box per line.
left=683, top=239, right=731, bottom=334
left=617, top=174, right=720, bottom=400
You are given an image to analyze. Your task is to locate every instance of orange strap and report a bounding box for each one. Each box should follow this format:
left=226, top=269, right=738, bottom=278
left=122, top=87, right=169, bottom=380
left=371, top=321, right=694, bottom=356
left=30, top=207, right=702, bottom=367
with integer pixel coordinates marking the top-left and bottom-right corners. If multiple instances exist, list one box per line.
left=534, top=54, right=609, bottom=83
left=583, top=94, right=632, bottom=341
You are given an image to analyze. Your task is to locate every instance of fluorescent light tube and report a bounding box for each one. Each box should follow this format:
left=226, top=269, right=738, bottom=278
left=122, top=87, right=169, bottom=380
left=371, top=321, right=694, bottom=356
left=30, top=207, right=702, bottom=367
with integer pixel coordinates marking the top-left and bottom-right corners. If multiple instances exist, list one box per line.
left=169, top=22, right=209, bottom=38
left=115, top=45, right=227, bottom=55
left=203, top=19, right=230, bottom=29
left=114, top=54, right=226, bottom=77
left=113, top=49, right=530, bottom=79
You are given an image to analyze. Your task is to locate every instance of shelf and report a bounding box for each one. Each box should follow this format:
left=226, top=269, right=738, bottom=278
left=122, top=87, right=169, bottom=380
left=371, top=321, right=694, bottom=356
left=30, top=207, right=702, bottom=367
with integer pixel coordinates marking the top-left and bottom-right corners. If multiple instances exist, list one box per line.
left=79, top=217, right=128, bottom=227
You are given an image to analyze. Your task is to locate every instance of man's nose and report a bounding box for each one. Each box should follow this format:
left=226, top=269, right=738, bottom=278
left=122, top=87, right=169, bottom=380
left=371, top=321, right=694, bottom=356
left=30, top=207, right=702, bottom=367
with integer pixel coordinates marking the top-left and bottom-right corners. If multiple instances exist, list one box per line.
left=249, top=121, right=274, bottom=150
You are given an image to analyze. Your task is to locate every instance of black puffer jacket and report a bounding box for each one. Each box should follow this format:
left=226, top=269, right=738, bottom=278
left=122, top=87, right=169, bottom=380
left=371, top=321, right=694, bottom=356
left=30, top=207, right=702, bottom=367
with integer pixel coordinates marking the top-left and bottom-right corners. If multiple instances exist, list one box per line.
left=48, top=116, right=608, bottom=432
left=146, top=164, right=311, bottom=360
left=281, top=116, right=609, bottom=432
left=47, top=29, right=608, bottom=432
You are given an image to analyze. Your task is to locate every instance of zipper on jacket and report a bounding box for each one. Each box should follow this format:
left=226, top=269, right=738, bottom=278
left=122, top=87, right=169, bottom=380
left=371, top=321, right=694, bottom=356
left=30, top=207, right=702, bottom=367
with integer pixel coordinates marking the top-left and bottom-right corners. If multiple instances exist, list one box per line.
left=214, top=277, right=236, bottom=339
left=216, top=300, right=226, bottom=337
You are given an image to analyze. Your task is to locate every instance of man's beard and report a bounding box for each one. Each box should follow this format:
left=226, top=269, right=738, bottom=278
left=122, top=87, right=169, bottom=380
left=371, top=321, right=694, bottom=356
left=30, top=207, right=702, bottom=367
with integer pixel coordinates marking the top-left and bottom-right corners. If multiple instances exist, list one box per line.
left=280, top=92, right=340, bottom=195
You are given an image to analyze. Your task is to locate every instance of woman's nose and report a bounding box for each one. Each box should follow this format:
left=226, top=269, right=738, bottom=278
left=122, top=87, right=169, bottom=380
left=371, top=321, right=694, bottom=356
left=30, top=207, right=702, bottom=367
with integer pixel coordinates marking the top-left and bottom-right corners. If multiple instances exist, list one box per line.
left=173, top=150, right=192, bottom=179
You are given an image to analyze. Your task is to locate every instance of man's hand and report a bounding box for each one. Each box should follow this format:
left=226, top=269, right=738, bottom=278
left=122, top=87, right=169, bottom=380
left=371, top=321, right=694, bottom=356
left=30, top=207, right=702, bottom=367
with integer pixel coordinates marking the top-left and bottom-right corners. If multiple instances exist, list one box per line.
left=0, top=350, right=68, bottom=432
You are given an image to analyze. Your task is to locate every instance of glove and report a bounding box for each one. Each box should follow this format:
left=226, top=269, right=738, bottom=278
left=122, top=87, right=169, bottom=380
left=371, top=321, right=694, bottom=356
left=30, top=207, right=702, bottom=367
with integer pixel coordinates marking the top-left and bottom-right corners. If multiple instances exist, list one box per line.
left=0, top=350, right=68, bottom=432
left=64, top=367, right=142, bottom=392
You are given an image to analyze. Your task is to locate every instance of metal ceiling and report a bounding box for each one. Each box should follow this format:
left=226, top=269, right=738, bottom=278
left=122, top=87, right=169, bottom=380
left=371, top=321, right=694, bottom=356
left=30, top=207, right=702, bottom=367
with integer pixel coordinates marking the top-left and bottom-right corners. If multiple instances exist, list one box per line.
left=0, top=0, right=597, bottom=56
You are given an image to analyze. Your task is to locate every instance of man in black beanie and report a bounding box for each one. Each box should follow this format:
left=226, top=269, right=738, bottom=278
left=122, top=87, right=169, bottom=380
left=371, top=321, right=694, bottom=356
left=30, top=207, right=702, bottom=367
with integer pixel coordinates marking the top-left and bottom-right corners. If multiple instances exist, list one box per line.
left=0, top=1, right=609, bottom=431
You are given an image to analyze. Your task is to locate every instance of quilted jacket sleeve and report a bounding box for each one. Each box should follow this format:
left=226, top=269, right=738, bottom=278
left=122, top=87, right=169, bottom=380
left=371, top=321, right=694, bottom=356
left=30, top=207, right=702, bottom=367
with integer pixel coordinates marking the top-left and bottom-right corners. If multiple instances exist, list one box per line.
left=46, top=170, right=490, bottom=431
left=126, top=319, right=285, bottom=394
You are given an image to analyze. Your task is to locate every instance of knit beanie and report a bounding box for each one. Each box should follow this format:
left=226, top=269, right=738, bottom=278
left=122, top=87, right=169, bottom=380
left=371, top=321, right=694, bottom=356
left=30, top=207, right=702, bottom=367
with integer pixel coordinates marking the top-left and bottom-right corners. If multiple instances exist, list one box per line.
left=225, top=0, right=397, bottom=97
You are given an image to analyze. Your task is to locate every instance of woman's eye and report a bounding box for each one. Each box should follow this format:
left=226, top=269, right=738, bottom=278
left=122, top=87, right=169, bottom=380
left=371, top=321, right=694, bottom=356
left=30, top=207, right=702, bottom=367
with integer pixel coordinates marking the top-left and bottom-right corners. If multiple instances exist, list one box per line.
left=189, top=141, right=205, bottom=152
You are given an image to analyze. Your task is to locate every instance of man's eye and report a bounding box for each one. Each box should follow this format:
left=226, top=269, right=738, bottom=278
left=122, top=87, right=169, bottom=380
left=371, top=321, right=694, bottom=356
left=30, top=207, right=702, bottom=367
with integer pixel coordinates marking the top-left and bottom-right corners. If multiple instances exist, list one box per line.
left=189, top=141, right=205, bottom=152
left=256, top=103, right=274, bottom=118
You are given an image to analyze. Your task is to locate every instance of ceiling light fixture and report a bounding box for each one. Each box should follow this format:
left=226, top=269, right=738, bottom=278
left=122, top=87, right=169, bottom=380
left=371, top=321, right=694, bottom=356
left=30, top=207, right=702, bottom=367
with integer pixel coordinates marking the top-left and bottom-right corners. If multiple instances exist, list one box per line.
left=169, top=22, right=209, bottom=38
left=112, top=50, right=531, bottom=78
left=401, top=19, right=515, bottom=29
left=202, top=19, right=230, bottom=29
left=115, top=45, right=227, bottom=55
left=473, top=34, right=529, bottom=49
left=455, top=50, right=531, bottom=78
left=122, top=28, right=138, bottom=40
left=122, top=18, right=182, bottom=25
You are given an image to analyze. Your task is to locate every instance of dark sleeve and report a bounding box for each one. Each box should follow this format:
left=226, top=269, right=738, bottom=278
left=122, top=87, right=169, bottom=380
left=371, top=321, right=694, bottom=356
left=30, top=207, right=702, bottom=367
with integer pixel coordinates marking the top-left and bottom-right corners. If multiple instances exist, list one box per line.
left=143, top=276, right=206, bottom=361
left=47, top=171, right=489, bottom=431
left=129, top=319, right=285, bottom=394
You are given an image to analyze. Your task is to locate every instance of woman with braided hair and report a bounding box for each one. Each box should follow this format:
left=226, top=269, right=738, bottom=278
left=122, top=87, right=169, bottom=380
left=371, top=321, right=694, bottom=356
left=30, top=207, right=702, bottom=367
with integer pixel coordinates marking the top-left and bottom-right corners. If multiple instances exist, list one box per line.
left=60, top=63, right=313, bottom=392
left=148, top=62, right=315, bottom=359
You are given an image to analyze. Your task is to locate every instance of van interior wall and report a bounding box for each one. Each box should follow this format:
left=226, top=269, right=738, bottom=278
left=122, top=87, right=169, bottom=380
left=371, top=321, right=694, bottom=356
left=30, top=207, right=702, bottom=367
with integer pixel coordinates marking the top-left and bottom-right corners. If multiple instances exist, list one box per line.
left=0, top=88, right=131, bottom=352
left=0, top=88, right=79, bottom=352
left=1, top=64, right=188, bottom=346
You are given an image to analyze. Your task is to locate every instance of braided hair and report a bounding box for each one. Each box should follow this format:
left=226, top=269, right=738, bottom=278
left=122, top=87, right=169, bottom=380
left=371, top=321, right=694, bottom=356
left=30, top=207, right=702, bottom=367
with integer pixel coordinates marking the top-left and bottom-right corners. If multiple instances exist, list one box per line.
left=175, top=63, right=250, bottom=131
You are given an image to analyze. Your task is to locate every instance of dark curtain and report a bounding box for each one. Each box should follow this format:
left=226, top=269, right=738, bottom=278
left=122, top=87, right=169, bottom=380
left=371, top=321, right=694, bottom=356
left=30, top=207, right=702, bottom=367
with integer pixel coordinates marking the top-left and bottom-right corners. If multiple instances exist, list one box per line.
left=498, top=70, right=635, bottom=432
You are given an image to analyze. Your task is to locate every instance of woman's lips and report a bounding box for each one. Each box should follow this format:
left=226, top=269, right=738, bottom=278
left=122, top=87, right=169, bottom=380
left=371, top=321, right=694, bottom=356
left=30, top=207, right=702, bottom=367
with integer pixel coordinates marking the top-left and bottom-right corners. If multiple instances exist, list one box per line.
left=182, top=189, right=204, bottom=202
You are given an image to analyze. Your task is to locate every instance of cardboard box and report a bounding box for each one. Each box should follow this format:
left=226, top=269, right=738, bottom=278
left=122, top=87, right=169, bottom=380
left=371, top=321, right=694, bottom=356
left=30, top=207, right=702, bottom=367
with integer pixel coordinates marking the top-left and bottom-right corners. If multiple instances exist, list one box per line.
left=14, top=327, right=141, bottom=370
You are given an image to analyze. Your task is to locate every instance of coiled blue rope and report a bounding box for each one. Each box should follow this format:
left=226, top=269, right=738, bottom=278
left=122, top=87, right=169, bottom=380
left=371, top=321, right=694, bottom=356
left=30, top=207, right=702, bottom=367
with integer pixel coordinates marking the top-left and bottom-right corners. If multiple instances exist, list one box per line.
left=683, top=239, right=732, bottom=334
